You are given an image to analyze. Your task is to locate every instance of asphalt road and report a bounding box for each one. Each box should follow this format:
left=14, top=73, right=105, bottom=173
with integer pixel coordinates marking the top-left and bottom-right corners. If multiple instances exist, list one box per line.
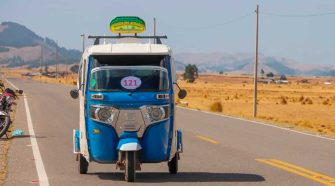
left=3, top=78, right=335, bottom=186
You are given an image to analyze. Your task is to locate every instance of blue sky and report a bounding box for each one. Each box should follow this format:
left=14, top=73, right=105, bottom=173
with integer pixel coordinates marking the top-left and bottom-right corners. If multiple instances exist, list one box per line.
left=0, top=0, right=334, bottom=65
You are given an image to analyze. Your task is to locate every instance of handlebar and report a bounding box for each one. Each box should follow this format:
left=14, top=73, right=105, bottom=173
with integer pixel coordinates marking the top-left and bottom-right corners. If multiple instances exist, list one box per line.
left=2, top=88, right=23, bottom=99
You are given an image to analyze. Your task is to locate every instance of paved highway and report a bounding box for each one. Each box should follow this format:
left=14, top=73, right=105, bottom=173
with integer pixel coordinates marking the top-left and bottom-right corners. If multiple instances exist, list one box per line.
left=4, top=78, right=335, bottom=186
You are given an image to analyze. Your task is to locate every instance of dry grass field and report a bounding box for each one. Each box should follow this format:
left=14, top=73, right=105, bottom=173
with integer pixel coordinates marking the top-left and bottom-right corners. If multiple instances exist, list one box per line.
left=0, top=141, right=10, bottom=186
left=177, top=75, right=335, bottom=138
left=3, top=67, right=335, bottom=138
left=2, top=67, right=77, bottom=86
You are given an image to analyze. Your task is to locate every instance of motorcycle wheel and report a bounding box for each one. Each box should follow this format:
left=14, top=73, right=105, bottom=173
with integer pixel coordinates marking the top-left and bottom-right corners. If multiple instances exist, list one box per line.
left=0, top=115, right=10, bottom=138
left=125, top=151, right=136, bottom=182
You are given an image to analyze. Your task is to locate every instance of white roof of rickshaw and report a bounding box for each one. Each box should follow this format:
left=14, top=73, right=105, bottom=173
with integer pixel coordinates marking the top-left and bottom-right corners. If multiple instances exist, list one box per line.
left=84, top=43, right=172, bottom=56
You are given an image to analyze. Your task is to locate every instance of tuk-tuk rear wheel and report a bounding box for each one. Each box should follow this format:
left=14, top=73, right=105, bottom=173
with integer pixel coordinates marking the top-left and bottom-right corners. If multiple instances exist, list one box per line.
left=78, top=154, right=88, bottom=174
left=168, top=153, right=178, bottom=174
left=125, top=151, right=136, bottom=182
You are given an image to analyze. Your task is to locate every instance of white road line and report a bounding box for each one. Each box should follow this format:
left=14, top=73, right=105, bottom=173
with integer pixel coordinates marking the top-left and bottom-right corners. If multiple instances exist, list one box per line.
left=7, top=79, right=50, bottom=186
left=178, top=106, right=335, bottom=141
left=5, top=79, right=19, bottom=90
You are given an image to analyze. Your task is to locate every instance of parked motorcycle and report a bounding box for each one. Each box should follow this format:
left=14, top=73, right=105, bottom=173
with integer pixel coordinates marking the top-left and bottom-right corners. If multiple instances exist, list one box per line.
left=0, top=87, right=23, bottom=138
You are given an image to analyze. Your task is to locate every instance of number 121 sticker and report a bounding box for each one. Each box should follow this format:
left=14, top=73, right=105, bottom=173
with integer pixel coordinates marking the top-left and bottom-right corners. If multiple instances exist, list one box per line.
left=121, top=76, right=142, bottom=90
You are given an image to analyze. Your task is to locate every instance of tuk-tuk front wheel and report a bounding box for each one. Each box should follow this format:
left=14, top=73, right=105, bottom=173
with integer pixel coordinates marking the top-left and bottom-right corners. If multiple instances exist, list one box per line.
left=125, top=151, right=136, bottom=182
left=78, top=154, right=88, bottom=174
left=168, top=153, right=178, bottom=174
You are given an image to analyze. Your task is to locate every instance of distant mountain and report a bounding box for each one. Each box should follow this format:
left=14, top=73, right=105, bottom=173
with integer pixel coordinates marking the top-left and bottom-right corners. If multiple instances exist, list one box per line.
left=174, top=53, right=335, bottom=76
left=0, top=22, right=81, bottom=68
left=1, top=22, right=334, bottom=76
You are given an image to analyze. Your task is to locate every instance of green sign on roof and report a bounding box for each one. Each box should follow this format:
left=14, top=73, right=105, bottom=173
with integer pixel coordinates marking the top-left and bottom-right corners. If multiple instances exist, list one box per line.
left=110, top=16, right=146, bottom=34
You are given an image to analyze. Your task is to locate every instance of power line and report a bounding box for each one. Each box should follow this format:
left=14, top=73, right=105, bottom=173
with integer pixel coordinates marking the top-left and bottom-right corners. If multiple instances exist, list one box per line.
left=260, top=11, right=335, bottom=17
left=160, top=11, right=254, bottom=30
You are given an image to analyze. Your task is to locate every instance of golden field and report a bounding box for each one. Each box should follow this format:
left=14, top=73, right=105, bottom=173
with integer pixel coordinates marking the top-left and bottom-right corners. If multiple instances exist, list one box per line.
left=2, top=67, right=77, bottom=86
left=3, top=67, right=335, bottom=138
left=177, top=75, right=335, bottom=138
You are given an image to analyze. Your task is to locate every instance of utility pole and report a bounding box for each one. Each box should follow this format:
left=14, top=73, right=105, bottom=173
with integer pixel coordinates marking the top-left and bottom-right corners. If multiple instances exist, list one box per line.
left=253, top=5, right=259, bottom=118
left=40, top=43, right=43, bottom=81
left=65, top=64, right=68, bottom=82
left=56, top=41, right=59, bottom=80
left=80, top=34, right=85, bottom=53
left=153, top=18, right=156, bottom=44
left=65, top=54, right=68, bottom=83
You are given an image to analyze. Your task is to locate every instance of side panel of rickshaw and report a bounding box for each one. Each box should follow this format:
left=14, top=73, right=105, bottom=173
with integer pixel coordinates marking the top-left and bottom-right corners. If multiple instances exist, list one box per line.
left=80, top=55, right=177, bottom=163
left=78, top=57, right=90, bottom=160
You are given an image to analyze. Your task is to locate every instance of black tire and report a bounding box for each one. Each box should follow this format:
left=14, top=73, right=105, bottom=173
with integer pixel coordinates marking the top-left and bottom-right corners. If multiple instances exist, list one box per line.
left=78, top=154, right=88, bottom=174
left=168, top=153, right=178, bottom=174
left=125, top=151, right=136, bottom=182
left=0, top=115, right=10, bottom=138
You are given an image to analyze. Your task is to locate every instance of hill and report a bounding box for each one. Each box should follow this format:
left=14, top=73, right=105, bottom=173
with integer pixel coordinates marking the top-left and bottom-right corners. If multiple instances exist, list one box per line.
left=0, top=22, right=81, bottom=68
left=0, top=21, right=334, bottom=76
left=174, top=53, right=335, bottom=76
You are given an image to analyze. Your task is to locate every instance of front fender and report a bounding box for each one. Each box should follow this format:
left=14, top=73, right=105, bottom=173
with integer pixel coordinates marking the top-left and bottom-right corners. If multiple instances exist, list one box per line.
left=117, top=138, right=142, bottom=151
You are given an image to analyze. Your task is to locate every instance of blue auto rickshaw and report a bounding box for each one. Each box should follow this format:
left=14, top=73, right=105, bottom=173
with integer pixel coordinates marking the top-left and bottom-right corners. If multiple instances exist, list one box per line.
left=70, top=16, right=186, bottom=182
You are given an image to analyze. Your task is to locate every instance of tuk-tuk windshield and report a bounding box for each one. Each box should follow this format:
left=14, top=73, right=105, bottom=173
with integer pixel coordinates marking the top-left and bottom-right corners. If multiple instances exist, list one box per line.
left=90, top=66, right=169, bottom=92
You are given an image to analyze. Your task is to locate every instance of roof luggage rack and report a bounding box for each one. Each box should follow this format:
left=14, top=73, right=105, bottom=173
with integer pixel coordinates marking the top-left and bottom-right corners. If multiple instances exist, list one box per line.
left=88, top=35, right=168, bottom=45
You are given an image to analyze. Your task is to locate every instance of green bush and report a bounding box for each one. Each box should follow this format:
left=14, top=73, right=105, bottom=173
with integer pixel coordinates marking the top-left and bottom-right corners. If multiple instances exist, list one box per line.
left=183, top=64, right=198, bottom=83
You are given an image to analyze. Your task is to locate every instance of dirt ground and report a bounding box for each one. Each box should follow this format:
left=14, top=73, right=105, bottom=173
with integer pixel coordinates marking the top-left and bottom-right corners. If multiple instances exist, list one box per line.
left=0, top=141, right=10, bottom=185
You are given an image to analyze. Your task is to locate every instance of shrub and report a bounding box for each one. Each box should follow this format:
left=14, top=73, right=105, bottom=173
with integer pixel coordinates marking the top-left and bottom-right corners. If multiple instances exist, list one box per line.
left=210, top=102, right=223, bottom=112
left=299, top=95, right=304, bottom=102
left=280, top=97, right=287, bottom=105
left=323, top=99, right=329, bottom=105
left=266, top=72, right=274, bottom=78
left=183, top=64, right=198, bottom=83
left=175, top=98, right=180, bottom=104
left=307, top=99, right=313, bottom=105
left=280, top=75, right=287, bottom=80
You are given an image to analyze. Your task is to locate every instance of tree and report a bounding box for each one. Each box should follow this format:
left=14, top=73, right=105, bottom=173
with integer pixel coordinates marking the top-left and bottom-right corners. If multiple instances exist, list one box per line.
left=266, top=72, right=274, bottom=78
left=183, top=64, right=198, bottom=83
left=192, top=64, right=199, bottom=78
left=280, top=74, right=287, bottom=80
left=260, top=69, right=265, bottom=78
left=70, top=64, right=79, bottom=73
left=44, top=65, right=49, bottom=73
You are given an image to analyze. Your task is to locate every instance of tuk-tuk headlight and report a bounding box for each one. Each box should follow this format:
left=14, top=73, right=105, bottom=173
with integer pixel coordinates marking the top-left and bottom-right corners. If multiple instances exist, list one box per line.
left=90, top=105, right=119, bottom=124
left=140, top=105, right=169, bottom=124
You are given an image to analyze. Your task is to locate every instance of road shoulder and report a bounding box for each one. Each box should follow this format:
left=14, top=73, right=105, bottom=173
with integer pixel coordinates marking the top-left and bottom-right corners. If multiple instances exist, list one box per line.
left=4, top=95, right=38, bottom=186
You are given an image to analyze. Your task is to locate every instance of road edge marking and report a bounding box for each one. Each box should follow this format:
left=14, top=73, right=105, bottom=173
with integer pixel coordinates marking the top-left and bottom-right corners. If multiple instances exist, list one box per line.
left=178, top=106, right=335, bottom=141
left=196, top=135, right=220, bottom=144
left=7, top=79, right=50, bottom=186
left=256, top=159, right=335, bottom=186
left=5, top=79, right=19, bottom=90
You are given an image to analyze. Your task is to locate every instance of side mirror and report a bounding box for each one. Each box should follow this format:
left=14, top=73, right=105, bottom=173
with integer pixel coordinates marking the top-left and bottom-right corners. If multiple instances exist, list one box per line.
left=17, top=90, right=23, bottom=94
left=70, top=89, right=79, bottom=99
left=178, top=89, right=187, bottom=99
